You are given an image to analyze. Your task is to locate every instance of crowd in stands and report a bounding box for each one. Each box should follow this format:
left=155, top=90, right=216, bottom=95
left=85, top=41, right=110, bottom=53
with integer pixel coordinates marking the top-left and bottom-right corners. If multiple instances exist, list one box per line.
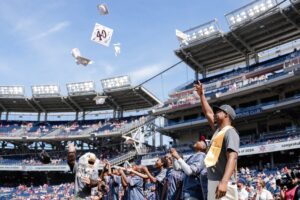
left=239, top=129, right=300, bottom=147
left=237, top=166, right=300, bottom=200
left=0, top=183, right=74, bottom=199
left=161, top=49, right=300, bottom=110
left=141, top=129, right=300, bottom=161
left=0, top=115, right=147, bottom=138
left=0, top=143, right=134, bottom=166
left=166, top=91, right=300, bottom=126
left=0, top=160, right=298, bottom=199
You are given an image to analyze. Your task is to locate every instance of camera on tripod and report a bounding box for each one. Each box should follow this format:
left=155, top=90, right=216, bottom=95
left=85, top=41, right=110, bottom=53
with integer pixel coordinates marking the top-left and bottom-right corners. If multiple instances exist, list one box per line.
left=276, top=169, right=300, bottom=190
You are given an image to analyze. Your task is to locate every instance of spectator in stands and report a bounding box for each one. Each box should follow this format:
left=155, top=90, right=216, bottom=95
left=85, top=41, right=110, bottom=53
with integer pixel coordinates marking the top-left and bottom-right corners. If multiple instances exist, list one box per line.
left=279, top=168, right=300, bottom=200
left=141, top=157, right=168, bottom=200
left=195, top=81, right=240, bottom=200
left=246, top=182, right=256, bottom=200
left=170, top=139, right=208, bottom=200
left=253, top=180, right=273, bottom=200
left=67, top=143, right=99, bottom=199
left=237, top=178, right=249, bottom=200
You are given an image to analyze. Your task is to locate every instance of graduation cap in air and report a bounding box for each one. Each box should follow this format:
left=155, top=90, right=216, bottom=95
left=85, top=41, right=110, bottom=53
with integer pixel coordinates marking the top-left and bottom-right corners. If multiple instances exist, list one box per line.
left=122, top=135, right=140, bottom=144
left=93, top=96, right=107, bottom=105
left=97, top=4, right=109, bottom=15
left=123, top=160, right=132, bottom=168
left=39, top=150, right=51, bottom=164
left=113, top=43, right=121, bottom=56
left=71, top=48, right=93, bottom=66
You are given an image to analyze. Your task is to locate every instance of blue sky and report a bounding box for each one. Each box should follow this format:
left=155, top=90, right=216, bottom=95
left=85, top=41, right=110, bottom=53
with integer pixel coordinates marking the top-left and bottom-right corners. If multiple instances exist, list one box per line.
left=0, top=0, right=250, bottom=102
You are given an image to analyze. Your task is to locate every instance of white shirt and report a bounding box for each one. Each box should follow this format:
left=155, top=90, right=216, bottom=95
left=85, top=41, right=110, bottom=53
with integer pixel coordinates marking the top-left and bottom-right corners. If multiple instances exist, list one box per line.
left=238, top=187, right=249, bottom=200
left=255, top=189, right=273, bottom=200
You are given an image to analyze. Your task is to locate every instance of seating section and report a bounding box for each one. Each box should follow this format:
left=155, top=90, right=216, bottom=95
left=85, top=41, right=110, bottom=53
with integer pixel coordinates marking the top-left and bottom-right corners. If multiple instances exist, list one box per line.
left=163, top=49, right=300, bottom=109
left=142, top=128, right=300, bottom=160
left=0, top=115, right=147, bottom=138
left=0, top=183, right=74, bottom=199
left=166, top=91, right=300, bottom=126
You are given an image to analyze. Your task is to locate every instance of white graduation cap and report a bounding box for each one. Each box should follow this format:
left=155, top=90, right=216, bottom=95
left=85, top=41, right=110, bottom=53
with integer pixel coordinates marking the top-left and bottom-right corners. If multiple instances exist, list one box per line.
left=113, top=43, right=121, bottom=56
left=91, top=23, right=114, bottom=47
left=175, top=29, right=189, bottom=45
left=122, top=135, right=140, bottom=144
left=71, top=48, right=93, bottom=66
left=97, top=4, right=109, bottom=15
left=123, top=160, right=132, bottom=168
left=93, top=95, right=107, bottom=105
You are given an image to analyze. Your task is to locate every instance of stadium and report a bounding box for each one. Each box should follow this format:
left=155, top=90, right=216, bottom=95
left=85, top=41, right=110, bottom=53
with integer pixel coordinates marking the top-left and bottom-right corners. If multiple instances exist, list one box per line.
left=1, top=0, right=300, bottom=199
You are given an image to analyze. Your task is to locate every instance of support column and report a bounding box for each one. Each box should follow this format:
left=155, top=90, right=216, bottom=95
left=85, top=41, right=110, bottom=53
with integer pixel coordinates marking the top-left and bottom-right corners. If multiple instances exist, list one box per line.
left=120, top=141, right=123, bottom=152
left=5, top=112, right=9, bottom=121
left=152, top=133, right=156, bottom=148
left=117, top=110, right=123, bottom=118
left=113, top=110, right=116, bottom=118
left=0, top=112, right=2, bottom=120
left=75, top=112, right=79, bottom=121
left=246, top=54, right=250, bottom=67
left=160, top=133, right=163, bottom=147
left=37, top=112, right=41, bottom=122
left=82, top=111, right=86, bottom=121
left=44, top=113, right=48, bottom=121
left=278, top=92, right=285, bottom=101
left=254, top=53, right=259, bottom=64
left=195, top=70, right=199, bottom=80
left=270, top=153, right=274, bottom=169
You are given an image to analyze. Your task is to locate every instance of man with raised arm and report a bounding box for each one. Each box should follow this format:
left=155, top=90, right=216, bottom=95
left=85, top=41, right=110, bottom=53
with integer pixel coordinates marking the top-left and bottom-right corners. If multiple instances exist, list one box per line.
left=194, top=81, right=240, bottom=200
left=67, top=143, right=99, bottom=199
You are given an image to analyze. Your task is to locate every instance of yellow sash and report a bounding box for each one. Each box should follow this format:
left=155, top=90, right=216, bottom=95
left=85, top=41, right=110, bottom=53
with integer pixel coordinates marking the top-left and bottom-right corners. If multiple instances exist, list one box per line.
left=204, top=125, right=233, bottom=168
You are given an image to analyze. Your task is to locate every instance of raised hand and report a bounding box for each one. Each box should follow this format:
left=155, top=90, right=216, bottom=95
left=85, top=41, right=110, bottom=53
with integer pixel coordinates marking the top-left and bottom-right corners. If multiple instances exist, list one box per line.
left=194, top=80, right=204, bottom=96
left=68, top=143, right=76, bottom=152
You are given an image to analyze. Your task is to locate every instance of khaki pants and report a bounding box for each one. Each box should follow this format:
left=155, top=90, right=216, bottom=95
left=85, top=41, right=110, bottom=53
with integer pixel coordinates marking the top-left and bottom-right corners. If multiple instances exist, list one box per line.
left=207, top=180, right=238, bottom=200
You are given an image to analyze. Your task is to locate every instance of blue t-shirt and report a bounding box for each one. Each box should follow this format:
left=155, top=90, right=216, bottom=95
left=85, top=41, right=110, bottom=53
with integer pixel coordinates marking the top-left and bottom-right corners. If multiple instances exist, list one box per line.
left=165, top=168, right=184, bottom=200
left=145, top=181, right=156, bottom=200
left=155, top=168, right=167, bottom=199
left=125, top=175, right=144, bottom=200
left=182, top=152, right=206, bottom=200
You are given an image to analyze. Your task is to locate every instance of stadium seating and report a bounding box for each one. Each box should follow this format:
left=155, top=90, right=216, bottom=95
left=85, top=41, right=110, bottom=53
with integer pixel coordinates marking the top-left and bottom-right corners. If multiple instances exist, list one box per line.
left=0, top=115, right=148, bottom=138
left=166, top=92, right=300, bottom=126
left=0, top=183, right=74, bottom=199
left=161, top=50, right=300, bottom=109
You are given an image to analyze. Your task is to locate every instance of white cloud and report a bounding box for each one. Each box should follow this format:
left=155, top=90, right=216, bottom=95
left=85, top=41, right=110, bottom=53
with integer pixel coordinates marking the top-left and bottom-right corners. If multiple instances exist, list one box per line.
left=27, top=21, right=70, bottom=41
left=129, top=64, right=163, bottom=84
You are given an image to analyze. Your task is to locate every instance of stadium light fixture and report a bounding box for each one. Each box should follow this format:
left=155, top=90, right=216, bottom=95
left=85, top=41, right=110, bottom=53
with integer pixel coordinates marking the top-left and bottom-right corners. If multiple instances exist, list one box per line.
left=101, top=75, right=131, bottom=91
left=31, top=85, right=60, bottom=97
left=178, top=19, right=221, bottom=46
left=0, top=86, right=25, bottom=97
left=225, top=0, right=277, bottom=29
left=66, top=81, right=96, bottom=95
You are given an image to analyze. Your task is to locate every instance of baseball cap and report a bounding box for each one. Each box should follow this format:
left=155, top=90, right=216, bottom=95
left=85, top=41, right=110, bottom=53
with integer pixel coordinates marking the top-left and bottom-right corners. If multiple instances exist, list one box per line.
left=238, top=178, right=246, bottom=185
left=213, top=104, right=236, bottom=120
